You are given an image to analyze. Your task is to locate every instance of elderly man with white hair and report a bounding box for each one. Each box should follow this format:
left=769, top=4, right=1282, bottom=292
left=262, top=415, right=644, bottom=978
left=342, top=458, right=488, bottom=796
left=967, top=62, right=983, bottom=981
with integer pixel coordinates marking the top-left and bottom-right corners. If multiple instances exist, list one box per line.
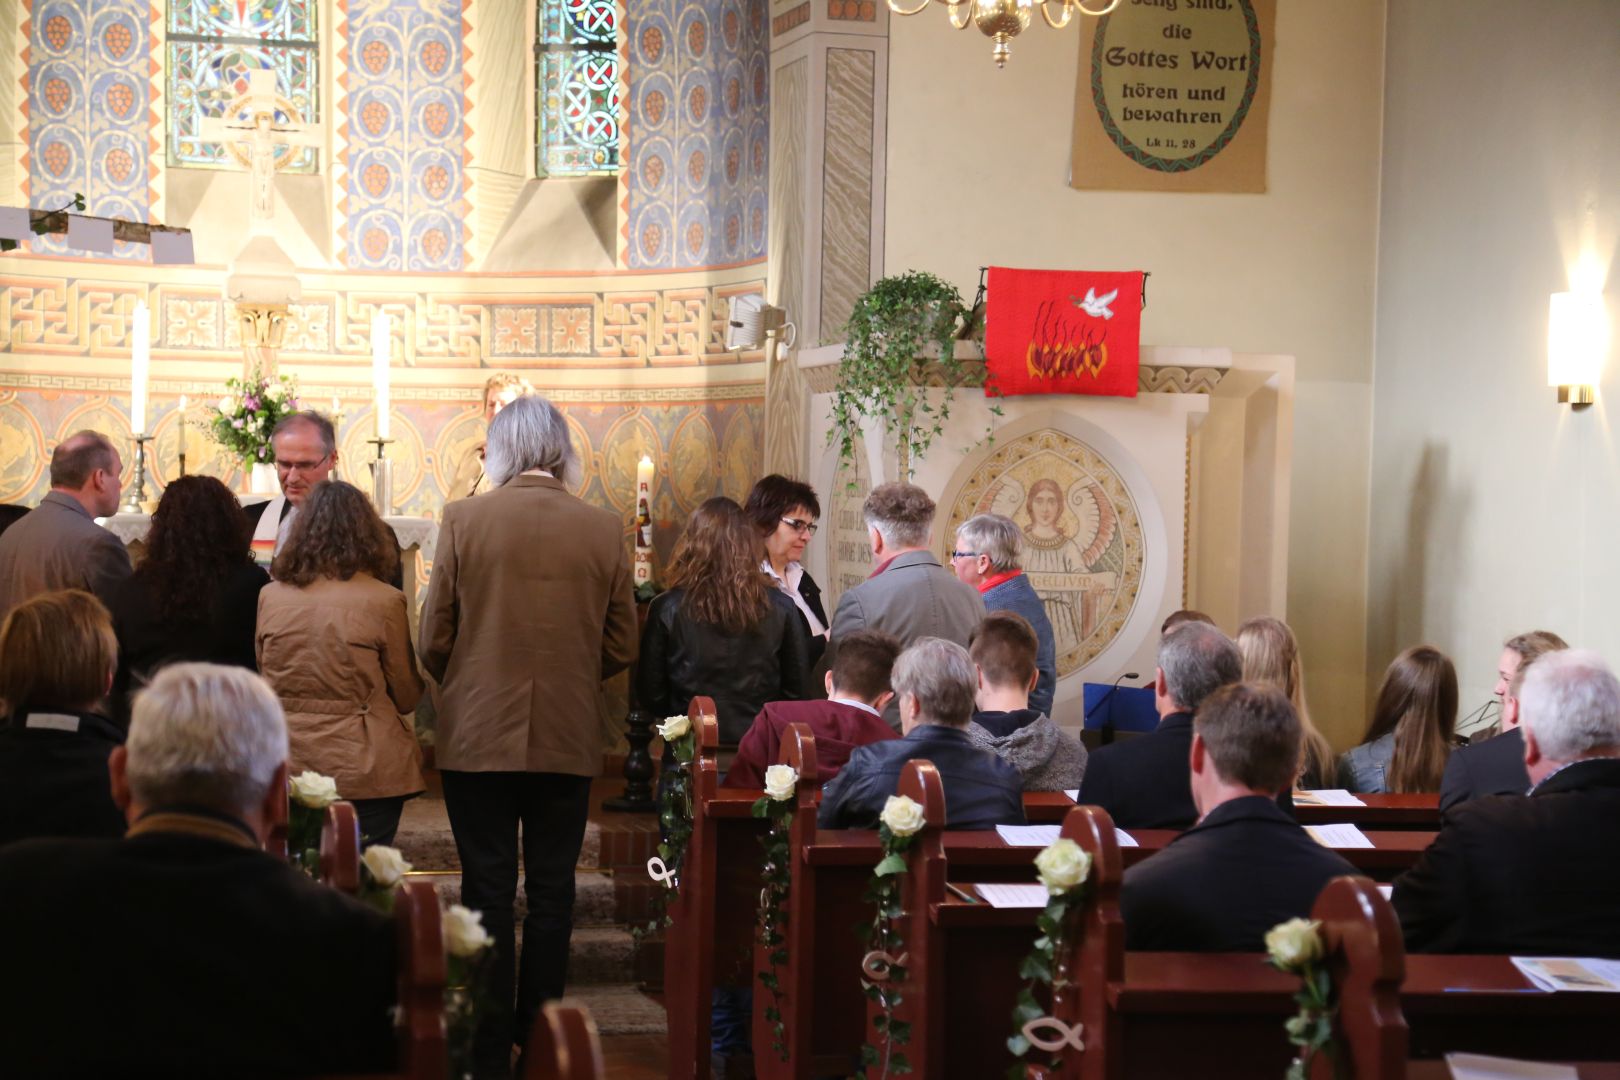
left=419, top=391, right=637, bottom=1077
left=951, top=512, right=1058, bottom=717
left=0, top=662, right=397, bottom=1077
left=1393, top=649, right=1620, bottom=957
left=817, top=637, right=1025, bottom=831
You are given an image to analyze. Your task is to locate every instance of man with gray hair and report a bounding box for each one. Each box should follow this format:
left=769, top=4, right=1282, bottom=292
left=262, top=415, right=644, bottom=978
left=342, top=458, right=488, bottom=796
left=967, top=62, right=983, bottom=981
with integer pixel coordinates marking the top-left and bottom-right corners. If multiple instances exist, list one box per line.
left=1077, top=621, right=1243, bottom=828
left=817, top=637, right=1025, bottom=830
left=0, top=662, right=398, bottom=1076
left=244, top=410, right=340, bottom=558
left=829, top=482, right=985, bottom=730
left=1394, top=649, right=1620, bottom=957
left=420, top=391, right=637, bottom=1074
left=951, top=512, right=1057, bottom=716
left=0, top=429, right=131, bottom=619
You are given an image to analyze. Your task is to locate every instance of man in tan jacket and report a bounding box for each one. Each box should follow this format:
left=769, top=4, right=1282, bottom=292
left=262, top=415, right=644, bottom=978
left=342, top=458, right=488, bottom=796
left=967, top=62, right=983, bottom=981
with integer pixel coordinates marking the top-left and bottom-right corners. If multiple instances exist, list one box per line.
left=419, top=392, right=636, bottom=1076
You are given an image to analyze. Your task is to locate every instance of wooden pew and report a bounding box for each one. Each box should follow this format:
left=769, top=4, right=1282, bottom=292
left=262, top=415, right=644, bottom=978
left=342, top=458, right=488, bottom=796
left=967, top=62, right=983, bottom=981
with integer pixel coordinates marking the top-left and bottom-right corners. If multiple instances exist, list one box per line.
left=321, top=800, right=362, bottom=895
left=314, top=878, right=449, bottom=1080
left=523, top=1003, right=606, bottom=1080
left=268, top=776, right=289, bottom=858
left=1293, top=792, right=1441, bottom=830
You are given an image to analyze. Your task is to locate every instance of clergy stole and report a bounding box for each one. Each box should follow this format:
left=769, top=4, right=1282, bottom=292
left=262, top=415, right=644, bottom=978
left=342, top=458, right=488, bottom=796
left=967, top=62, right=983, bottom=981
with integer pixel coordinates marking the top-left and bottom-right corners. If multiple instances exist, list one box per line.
left=251, top=494, right=289, bottom=571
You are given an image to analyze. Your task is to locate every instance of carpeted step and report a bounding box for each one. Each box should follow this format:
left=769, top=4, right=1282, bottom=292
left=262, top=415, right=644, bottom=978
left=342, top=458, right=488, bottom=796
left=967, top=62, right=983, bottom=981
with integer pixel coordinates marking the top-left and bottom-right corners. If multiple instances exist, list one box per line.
left=558, top=985, right=666, bottom=1037
left=563, top=926, right=639, bottom=985
left=393, top=796, right=602, bottom=871
left=416, top=869, right=618, bottom=926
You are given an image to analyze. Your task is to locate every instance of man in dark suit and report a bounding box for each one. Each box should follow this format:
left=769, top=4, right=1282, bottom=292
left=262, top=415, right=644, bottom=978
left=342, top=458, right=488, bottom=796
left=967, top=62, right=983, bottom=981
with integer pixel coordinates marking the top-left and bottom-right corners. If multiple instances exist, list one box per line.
left=1077, top=620, right=1242, bottom=829
left=0, top=662, right=397, bottom=1079
left=1394, top=649, right=1620, bottom=957
left=724, top=628, right=900, bottom=789
left=1122, top=683, right=1357, bottom=951
left=828, top=483, right=985, bottom=730
left=1439, top=630, right=1567, bottom=814
left=819, top=637, right=1025, bottom=830
left=0, top=430, right=130, bottom=621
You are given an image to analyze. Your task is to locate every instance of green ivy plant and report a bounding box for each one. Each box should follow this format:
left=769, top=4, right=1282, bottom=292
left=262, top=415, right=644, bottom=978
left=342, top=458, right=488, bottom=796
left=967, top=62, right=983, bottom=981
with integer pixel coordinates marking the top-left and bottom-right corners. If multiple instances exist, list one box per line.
left=1006, top=839, right=1093, bottom=1078
left=831, top=270, right=993, bottom=481
left=633, top=715, right=697, bottom=943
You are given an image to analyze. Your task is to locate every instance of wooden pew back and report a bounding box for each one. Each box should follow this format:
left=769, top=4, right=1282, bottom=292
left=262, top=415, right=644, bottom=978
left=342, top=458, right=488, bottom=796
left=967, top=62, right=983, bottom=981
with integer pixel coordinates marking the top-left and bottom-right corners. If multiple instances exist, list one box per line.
left=321, top=800, right=361, bottom=895
left=1312, top=876, right=1407, bottom=1080
left=663, top=696, right=722, bottom=1080
left=523, top=1003, right=605, bottom=1080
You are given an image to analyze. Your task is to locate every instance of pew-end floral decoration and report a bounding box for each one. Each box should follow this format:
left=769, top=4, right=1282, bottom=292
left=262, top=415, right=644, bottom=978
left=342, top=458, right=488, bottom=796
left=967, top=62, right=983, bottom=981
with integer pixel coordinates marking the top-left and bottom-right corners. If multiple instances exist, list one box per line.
left=287, top=770, right=339, bottom=876
left=1265, top=917, right=1336, bottom=1080
left=857, top=794, right=927, bottom=1077
left=753, top=763, right=799, bottom=1061
left=444, top=903, right=495, bottom=1080
left=1006, top=838, right=1093, bottom=1079
left=635, top=714, right=698, bottom=942
left=358, top=844, right=412, bottom=914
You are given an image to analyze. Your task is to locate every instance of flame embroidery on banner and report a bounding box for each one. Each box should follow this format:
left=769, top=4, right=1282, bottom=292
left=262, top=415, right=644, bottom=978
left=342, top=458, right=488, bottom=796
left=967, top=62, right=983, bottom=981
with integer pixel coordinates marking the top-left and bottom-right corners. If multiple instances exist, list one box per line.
left=1025, top=299, right=1109, bottom=380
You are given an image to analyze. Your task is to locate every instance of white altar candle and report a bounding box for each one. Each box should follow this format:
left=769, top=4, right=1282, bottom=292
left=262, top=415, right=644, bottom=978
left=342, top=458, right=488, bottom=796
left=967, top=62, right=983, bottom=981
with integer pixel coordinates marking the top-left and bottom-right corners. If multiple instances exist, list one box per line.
left=371, top=312, right=391, bottom=438
left=636, top=454, right=654, bottom=520
left=130, top=301, right=150, bottom=435
left=634, top=454, right=655, bottom=586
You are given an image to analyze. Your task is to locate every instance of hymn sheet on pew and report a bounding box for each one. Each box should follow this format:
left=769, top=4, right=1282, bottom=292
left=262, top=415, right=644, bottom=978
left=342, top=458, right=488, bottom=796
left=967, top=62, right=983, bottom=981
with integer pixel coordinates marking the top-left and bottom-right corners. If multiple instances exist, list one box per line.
left=1293, top=789, right=1367, bottom=806
left=1511, top=957, right=1620, bottom=993
left=971, top=883, right=1052, bottom=909
left=1303, top=823, right=1374, bottom=848
left=1446, top=1053, right=1579, bottom=1079
left=996, top=824, right=1139, bottom=848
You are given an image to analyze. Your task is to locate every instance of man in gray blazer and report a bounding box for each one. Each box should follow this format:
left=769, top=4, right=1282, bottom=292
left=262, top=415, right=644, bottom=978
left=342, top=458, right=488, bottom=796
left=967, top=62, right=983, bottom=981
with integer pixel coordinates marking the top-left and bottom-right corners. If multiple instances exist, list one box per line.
left=0, top=430, right=131, bottom=621
left=829, top=482, right=985, bottom=729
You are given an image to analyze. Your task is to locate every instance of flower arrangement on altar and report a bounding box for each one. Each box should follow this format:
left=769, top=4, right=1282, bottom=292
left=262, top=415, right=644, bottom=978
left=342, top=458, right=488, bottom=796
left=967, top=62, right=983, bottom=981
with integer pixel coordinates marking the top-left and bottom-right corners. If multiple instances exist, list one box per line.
left=210, top=367, right=299, bottom=464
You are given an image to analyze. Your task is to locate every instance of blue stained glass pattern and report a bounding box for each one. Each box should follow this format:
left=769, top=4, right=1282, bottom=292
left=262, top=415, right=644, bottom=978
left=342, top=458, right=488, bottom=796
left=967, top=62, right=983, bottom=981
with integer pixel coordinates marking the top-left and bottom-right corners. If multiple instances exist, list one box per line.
left=536, top=0, right=622, bottom=176
left=166, top=0, right=318, bottom=172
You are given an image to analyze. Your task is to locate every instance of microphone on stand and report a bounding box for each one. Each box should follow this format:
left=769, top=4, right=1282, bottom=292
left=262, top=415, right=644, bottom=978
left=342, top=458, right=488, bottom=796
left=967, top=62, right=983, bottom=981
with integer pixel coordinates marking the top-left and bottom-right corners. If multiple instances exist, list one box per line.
left=1086, top=671, right=1141, bottom=747
left=1454, top=697, right=1502, bottom=745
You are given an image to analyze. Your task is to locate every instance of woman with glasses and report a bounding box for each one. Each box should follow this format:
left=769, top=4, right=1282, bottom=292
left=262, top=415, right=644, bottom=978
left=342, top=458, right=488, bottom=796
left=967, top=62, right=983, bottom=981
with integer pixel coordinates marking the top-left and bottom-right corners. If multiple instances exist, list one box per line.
left=742, top=474, right=829, bottom=671
left=256, top=481, right=425, bottom=847
left=639, top=496, right=810, bottom=744
left=106, top=475, right=270, bottom=723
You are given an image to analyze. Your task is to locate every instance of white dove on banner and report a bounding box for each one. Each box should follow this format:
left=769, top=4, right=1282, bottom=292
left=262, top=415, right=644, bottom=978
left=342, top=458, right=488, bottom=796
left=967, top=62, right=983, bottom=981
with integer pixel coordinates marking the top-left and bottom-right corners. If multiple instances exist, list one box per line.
left=1073, top=287, right=1118, bottom=320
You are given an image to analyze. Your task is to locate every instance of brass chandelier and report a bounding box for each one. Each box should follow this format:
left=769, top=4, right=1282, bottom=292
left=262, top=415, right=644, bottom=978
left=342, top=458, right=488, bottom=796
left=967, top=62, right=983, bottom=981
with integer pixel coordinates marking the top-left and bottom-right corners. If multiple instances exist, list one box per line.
left=888, top=0, right=1122, bottom=67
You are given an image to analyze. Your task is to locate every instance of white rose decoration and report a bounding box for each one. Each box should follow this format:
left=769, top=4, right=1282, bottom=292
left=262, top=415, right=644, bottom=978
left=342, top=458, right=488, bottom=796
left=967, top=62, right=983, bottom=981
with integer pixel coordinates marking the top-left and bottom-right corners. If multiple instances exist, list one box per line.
left=657, top=714, right=691, bottom=741
left=360, top=845, right=411, bottom=888
left=879, top=794, right=926, bottom=837
left=764, top=764, right=799, bottom=802
left=218, top=395, right=237, bottom=415
left=1265, top=918, right=1324, bottom=973
left=289, top=770, right=339, bottom=809
left=444, top=903, right=494, bottom=958
left=1033, top=838, right=1092, bottom=895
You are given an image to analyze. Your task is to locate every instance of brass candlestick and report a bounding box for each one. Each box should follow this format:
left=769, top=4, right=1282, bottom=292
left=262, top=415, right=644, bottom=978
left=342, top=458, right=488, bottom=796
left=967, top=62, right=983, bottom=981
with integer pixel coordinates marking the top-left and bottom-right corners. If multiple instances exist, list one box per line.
left=367, top=436, right=395, bottom=516
left=120, top=433, right=151, bottom=515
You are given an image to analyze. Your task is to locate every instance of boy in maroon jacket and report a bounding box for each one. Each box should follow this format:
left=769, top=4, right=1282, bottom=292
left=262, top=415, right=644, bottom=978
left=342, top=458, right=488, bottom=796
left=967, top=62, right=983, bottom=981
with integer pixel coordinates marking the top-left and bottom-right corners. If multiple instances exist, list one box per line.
left=724, top=628, right=900, bottom=787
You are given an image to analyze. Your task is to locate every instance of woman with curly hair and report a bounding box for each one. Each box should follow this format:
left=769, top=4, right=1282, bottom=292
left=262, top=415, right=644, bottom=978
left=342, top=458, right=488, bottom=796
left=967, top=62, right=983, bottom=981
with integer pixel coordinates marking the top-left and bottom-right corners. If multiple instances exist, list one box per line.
left=256, top=480, right=425, bottom=846
left=639, top=496, right=810, bottom=743
left=106, top=475, right=269, bottom=722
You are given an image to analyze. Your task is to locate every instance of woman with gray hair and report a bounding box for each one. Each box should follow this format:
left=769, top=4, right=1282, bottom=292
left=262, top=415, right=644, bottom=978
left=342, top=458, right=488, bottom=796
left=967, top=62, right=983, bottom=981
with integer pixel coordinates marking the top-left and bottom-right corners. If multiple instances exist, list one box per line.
left=419, top=390, right=636, bottom=1075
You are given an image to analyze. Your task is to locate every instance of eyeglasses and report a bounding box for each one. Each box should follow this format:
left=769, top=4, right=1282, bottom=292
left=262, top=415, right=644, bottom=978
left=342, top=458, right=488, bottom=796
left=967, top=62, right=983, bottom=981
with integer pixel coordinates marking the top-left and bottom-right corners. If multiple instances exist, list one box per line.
left=781, top=517, right=819, bottom=536
left=275, top=453, right=331, bottom=476
left=950, top=550, right=979, bottom=560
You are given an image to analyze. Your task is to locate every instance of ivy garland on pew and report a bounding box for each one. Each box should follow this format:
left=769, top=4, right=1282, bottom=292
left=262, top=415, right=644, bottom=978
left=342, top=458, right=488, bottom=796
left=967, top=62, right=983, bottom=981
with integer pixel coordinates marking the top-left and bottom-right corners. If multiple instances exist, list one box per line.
left=857, top=794, right=928, bottom=1078
left=752, top=764, right=800, bottom=1060
left=1266, top=918, right=1338, bottom=1080
left=635, top=714, right=698, bottom=942
left=1006, top=838, right=1094, bottom=1079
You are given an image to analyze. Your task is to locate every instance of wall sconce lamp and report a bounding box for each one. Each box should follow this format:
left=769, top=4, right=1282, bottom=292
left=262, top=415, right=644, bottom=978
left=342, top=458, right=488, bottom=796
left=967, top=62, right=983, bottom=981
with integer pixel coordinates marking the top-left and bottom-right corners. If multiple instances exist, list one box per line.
left=1548, top=291, right=1609, bottom=409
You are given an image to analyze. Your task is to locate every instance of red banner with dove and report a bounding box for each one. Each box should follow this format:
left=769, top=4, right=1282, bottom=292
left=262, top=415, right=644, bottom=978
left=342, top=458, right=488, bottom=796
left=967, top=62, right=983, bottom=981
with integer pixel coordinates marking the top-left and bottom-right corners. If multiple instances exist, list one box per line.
left=983, top=267, right=1145, bottom=398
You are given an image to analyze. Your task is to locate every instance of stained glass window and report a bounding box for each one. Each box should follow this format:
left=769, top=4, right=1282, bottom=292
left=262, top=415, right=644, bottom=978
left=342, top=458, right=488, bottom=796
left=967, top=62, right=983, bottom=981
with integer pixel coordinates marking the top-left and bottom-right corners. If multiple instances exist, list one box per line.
left=536, top=0, right=622, bottom=177
left=167, top=0, right=319, bottom=172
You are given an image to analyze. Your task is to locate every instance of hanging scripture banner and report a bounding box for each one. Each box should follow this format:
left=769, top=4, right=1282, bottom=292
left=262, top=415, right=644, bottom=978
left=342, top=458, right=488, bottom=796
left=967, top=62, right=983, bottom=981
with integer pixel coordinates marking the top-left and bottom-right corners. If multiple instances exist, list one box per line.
left=983, top=267, right=1145, bottom=399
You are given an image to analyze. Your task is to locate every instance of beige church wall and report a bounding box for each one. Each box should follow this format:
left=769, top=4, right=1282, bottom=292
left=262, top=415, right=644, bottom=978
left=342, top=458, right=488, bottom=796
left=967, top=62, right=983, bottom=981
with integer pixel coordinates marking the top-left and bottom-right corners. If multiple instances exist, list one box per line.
left=1367, top=1, right=1619, bottom=718
left=879, top=1, right=1386, bottom=748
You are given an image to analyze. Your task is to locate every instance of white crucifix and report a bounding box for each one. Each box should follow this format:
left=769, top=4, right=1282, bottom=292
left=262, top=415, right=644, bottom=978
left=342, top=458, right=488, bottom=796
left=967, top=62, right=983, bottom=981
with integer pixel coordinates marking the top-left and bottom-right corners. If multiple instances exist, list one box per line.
left=198, top=70, right=322, bottom=224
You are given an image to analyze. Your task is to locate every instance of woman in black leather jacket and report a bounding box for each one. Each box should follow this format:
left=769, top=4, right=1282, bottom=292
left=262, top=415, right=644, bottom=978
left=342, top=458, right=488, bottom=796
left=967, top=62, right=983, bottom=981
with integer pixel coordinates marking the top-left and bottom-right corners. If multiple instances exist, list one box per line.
left=638, top=496, right=810, bottom=743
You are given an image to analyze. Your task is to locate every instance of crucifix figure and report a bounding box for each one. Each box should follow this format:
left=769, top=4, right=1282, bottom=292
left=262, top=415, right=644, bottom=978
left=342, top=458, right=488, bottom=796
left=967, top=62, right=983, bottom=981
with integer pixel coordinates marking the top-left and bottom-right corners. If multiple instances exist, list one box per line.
left=198, top=70, right=321, bottom=224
